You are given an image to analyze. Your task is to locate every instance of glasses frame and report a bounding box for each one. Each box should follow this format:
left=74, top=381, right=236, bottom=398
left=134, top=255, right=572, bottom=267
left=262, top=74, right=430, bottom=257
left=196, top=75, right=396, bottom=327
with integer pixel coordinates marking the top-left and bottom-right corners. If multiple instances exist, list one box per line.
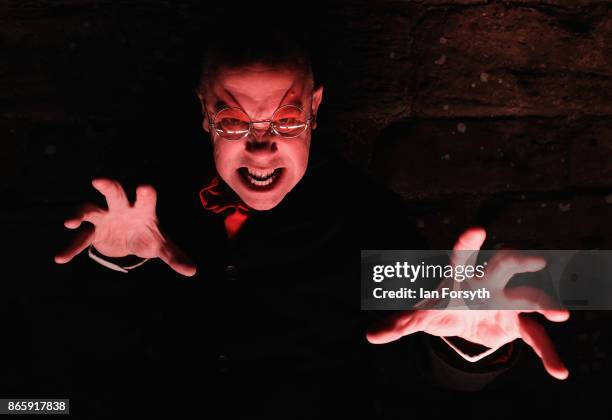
left=206, top=103, right=314, bottom=140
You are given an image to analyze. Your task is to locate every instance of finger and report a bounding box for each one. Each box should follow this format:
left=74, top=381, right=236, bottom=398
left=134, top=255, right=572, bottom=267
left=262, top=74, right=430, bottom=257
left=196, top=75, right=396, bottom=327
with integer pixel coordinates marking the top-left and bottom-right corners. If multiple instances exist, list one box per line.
left=503, top=287, right=570, bottom=320
left=519, top=315, right=569, bottom=380
left=54, top=224, right=95, bottom=264
left=366, top=311, right=421, bottom=344
left=134, top=184, right=157, bottom=214
left=92, top=178, right=130, bottom=211
left=64, top=203, right=104, bottom=229
left=537, top=310, right=570, bottom=322
left=503, top=285, right=560, bottom=310
left=158, top=241, right=197, bottom=277
left=450, top=226, right=486, bottom=281
left=485, top=251, right=547, bottom=290
left=523, top=309, right=570, bottom=322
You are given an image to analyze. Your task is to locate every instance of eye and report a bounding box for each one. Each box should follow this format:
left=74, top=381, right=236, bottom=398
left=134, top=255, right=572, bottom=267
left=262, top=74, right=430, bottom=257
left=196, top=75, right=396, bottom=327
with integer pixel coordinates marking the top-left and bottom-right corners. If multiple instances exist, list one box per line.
left=277, top=118, right=305, bottom=130
left=272, top=106, right=309, bottom=137
left=220, top=118, right=248, bottom=129
left=213, top=108, right=251, bottom=140
left=218, top=118, right=250, bottom=136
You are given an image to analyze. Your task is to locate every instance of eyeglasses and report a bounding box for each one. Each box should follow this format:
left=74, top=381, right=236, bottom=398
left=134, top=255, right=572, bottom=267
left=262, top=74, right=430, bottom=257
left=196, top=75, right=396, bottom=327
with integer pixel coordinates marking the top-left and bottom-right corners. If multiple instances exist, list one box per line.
left=207, top=104, right=313, bottom=141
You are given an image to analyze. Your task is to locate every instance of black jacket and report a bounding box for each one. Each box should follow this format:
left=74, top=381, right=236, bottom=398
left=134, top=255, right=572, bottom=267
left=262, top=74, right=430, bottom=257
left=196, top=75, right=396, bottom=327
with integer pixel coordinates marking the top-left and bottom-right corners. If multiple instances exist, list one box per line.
left=84, top=143, right=512, bottom=417
left=36, top=144, right=517, bottom=419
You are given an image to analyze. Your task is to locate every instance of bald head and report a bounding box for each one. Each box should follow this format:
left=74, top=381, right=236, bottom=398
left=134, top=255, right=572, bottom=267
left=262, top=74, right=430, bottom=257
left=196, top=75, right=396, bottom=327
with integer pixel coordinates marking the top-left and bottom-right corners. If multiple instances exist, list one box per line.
left=197, top=27, right=314, bottom=95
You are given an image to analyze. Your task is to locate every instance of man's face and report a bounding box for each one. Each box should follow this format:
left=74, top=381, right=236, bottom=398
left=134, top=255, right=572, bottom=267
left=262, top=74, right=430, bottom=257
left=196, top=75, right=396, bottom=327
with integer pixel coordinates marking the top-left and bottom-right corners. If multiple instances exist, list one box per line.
left=198, top=64, right=323, bottom=210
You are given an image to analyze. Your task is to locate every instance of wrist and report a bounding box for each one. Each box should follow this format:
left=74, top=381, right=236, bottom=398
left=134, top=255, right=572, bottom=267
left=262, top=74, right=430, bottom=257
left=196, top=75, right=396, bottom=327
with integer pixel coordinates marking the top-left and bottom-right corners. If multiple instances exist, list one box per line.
left=434, top=335, right=518, bottom=371
left=88, top=245, right=150, bottom=273
left=441, top=336, right=501, bottom=362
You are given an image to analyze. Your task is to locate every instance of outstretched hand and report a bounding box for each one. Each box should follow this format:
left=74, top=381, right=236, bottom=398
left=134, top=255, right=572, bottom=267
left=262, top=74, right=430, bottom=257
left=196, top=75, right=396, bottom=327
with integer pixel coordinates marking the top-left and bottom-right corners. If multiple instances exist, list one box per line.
left=54, top=178, right=196, bottom=277
left=366, top=227, right=569, bottom=380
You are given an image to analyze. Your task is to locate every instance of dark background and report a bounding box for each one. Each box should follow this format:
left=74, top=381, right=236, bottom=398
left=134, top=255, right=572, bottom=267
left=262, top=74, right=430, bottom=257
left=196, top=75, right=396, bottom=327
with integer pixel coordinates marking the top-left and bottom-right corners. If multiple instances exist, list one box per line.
left=1, top=0, right=612, bottom=418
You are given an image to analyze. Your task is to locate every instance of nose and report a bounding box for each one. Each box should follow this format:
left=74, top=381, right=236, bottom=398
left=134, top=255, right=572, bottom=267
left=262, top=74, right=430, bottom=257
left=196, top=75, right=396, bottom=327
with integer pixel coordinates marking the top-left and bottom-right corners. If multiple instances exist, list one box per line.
left=245, top=122, right=277, bottom=154
left=251, top=121, right=273, bottom=138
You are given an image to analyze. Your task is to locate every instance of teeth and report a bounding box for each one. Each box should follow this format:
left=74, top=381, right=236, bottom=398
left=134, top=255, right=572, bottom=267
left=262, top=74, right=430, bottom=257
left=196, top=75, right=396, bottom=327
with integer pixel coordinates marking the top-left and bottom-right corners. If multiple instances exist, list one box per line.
left=248, top=175, right=275, bottom=186
left=247, top=168, right=275, bottom=179
left=244, top=168, right=280, bottom=187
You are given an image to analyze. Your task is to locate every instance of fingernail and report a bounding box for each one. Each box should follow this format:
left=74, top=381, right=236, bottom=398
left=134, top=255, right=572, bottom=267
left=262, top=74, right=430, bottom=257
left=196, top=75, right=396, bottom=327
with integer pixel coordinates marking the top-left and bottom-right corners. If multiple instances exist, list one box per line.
left=555, top=367, right=569, bottom=380
left=92, top=179, right=106, bottom=188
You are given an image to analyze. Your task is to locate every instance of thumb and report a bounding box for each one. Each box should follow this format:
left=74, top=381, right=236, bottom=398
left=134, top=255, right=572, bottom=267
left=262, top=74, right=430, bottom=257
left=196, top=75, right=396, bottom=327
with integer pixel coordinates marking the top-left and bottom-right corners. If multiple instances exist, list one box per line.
left=366, top=311, right=420, bottom=344
left=158, top=240, right=197, bottom=277
left=449, top=226, right=486, bottom=281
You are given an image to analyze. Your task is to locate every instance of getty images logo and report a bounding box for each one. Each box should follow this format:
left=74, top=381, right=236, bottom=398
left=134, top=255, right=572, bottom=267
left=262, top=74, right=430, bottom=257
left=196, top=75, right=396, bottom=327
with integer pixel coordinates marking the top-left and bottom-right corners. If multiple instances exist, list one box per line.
left=371, top=260, right=488, bottom=283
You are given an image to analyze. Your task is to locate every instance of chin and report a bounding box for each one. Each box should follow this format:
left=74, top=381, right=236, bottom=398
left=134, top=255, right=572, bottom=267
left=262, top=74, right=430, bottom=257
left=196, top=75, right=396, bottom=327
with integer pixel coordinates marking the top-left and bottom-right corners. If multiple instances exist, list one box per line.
left=241, top=195, right=285, bottom=211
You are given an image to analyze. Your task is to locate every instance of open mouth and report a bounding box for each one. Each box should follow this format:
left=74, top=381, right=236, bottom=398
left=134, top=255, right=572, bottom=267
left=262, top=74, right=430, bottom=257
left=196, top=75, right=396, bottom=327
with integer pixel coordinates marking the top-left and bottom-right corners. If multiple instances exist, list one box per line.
left=238, top=167, right=284, bottom=190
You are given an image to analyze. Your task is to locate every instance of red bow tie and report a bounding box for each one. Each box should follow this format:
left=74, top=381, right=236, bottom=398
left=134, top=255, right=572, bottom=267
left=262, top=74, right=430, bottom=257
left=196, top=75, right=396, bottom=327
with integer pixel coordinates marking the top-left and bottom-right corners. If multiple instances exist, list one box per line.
left=199, top=175, right=250, bottom=238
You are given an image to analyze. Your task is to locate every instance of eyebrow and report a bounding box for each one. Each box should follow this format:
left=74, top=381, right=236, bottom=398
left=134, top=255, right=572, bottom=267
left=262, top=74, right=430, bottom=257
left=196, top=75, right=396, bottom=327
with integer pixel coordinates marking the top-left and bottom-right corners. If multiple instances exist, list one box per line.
left=212, top=89, right=306, bottom=114
left=213, top=89, right=243, bottom=111
left=212, top=99, right=229, bottom=111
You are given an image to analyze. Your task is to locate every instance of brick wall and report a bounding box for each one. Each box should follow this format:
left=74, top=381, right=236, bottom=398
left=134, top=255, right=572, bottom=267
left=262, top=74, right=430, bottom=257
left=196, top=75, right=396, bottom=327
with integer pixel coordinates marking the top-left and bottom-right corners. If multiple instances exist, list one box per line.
left=1, top=1, right=611, bottom=248
left=1, top=1, right=610, bottom=390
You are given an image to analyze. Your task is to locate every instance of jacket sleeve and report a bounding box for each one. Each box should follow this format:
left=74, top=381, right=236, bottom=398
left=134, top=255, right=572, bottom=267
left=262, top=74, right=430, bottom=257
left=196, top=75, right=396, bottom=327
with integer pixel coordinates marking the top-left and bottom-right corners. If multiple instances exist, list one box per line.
left=422, top=335, right=522, bottom=391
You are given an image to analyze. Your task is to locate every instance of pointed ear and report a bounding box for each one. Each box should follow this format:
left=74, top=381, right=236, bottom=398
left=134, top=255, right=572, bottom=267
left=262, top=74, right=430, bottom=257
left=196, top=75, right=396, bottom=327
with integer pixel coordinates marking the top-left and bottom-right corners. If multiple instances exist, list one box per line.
left=195, top=88, right=210, bottom=133
left=311, top=85, right=324, bottom=129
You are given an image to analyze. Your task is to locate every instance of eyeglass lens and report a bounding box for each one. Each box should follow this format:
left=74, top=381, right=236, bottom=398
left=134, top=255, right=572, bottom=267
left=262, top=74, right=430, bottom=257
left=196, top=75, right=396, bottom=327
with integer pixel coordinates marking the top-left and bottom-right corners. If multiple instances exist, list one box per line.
left=213, top=105, right=309, bottom=140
